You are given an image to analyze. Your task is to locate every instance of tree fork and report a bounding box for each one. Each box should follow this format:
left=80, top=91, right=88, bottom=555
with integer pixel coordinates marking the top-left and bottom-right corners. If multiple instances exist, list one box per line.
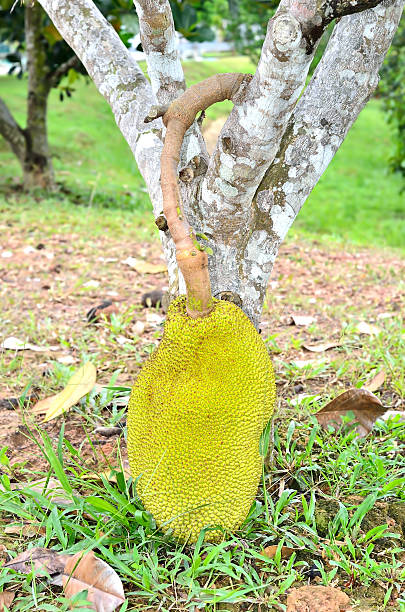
left=161, top=73, right=252, bottom=318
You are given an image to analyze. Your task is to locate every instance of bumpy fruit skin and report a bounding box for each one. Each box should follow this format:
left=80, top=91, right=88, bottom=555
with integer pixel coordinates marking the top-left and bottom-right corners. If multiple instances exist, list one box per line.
left=128, top=296, right=276, bottom=542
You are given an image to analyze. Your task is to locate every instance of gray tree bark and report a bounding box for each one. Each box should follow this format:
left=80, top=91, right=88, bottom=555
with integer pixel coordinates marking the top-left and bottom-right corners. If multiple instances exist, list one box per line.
left=36, top=0, right=404, bottom=325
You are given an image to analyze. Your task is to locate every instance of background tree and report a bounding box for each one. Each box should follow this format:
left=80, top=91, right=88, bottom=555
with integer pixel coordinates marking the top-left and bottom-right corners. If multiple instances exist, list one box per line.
left=0, top=0, right=220, bottom=191
left=379, top=16, right=404, bottom=181
left=0, top=0, right=134, bottom=190
left=32, top=0, right=403, bottom=327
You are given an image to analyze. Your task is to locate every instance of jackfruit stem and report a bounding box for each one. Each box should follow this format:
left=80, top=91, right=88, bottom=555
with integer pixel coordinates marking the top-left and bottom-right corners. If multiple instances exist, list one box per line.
left=161, top=73, right=253, bottom=318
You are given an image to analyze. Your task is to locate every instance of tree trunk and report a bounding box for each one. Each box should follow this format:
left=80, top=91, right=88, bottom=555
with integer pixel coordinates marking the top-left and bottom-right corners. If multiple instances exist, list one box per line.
left=23, top=1, right=55, bottom=190
left=37, top=0, right=404, bottom=324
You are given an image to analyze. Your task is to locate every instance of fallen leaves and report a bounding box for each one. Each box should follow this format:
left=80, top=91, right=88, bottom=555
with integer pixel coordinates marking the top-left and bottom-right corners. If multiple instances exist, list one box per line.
left=354, top=321, right=381, bottom=336
left=286, top=585, right=351, bottom=612
left=64, top=551, right=125, bottom=611
left=2, top=548, right=125, bottom=611
left=133, top=320, right=145, bottom=336
left=262, top=545, right=295, bottom=560
left=363, top=369, right=386, bottom=393
left=122, top=257, right=167, bottom=274
left=303, top=342, right=340, bottom=352
left=4, top=547, right=71, bottom=586
left=86, top=300, right=119, bottom=323
left=1, top=337, right=58, bottom=352
left=32, top=362, right=97, bottom=422
left=315, top=388, right=387, bottom=437
left=290, top=314, right=316, bottom=327
left=4, top=522, right=47, bottom=538
left=0, top=591, right=15, bottom=611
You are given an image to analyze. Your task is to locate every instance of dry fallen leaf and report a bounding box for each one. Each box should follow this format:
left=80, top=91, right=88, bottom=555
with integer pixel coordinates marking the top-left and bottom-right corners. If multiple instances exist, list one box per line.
left=2, top=477, right=76, bottom=506
left=146, top=312, right=164, bottom=325
left=0, top=591, right=15, bottom=611
left=287, top=585, right=351, bottom=612
left=303, top=342, right=340, bottom=352
left=32, top=362, right=97, bottom=422
left=377, top=312, right=395, bottom=320
left=354, top=321, right=381, bottom=336
left=290, top=314, right=316, bottom=327
left=133, top=321, right=145, bottom=336
left=1, top=337, right=58, bottom=352
left=122, top=257, right=167, bottom=275
left=63, top=551, right=125, bottom=611
left=5, top=522, right=47, bottom=538
left=262, top=545, right=295, bottom=560
left=4, top=547, right=72, bottom=586
left=315, top=388, right=387, bottom=437
left=363, top=369, right=386, bottom=393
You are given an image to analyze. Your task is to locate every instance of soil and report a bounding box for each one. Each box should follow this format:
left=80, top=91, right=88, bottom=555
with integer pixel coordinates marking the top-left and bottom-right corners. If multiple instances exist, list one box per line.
left=0, top=223, right=403, bottom=473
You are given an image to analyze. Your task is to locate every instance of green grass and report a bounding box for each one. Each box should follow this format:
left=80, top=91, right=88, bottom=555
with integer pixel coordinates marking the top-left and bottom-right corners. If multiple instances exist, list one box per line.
left=0, top=406, right=404, bottom=610
left=294, top=102, right=405, bottom=249
left=1, top=56, right=404, bottom=250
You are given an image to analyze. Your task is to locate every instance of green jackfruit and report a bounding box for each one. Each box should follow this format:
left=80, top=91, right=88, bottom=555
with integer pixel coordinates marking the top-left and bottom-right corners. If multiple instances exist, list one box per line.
left=128, top=295, right=276, bottom=542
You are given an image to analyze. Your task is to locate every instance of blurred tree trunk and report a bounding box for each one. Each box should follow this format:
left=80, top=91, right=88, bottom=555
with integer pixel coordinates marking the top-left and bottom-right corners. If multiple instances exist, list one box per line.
left=0, top=2, right=55, bottom=190
left=23, top=1, right=54, bottom=190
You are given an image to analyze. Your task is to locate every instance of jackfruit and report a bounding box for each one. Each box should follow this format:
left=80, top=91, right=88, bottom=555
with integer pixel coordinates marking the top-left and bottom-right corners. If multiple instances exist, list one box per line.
left=128, top=295, right=276, bottom=542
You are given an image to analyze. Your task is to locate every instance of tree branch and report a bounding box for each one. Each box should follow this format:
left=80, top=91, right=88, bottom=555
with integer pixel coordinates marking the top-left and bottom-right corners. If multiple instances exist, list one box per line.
left=134, top=0, right=211, bottom=299
left=133, top=0, right=185, bottom=105
left=239, top=0, right=404, bottom=325
left=47, top=55, right=81, bottom=88
left=198, top=0, right=391, bottom=322
left=0, top=97, right=26, bottom=162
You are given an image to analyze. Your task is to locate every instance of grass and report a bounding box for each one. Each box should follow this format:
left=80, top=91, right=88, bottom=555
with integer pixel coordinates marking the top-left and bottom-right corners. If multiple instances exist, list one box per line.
left=0, top=55, right=404, bottom=250
left=0, top=407, right=404, bottom=610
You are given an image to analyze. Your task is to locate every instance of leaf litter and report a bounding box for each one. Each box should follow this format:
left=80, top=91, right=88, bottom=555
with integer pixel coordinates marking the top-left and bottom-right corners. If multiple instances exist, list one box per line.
left=315, top=388, right=387, bottom=437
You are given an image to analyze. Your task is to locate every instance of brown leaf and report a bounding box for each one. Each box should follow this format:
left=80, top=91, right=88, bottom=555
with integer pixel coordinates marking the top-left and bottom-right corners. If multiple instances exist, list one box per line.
left=1, top=337, right=58, bottom=352
left=4, top=547, right=72, bottom=586
left=122, top=257, right=167, bottom=275
left=32, top=362, right=97, bottom=422
left=303, top=342, right=340, bottom=352
left=63, top=551, right=125, bottom=611
left=363, top=370, right=386, bottom=393
left=290, top=314, right=316, bottom=327
left=262, top=545, right=295, bottom=560
left=0, top=591, right=15, bottom=611
left=315, top=388, right=387, bottom=437
left=5, top=522, right=46, bottom=538
left=287, top=586, right=351, bottom=611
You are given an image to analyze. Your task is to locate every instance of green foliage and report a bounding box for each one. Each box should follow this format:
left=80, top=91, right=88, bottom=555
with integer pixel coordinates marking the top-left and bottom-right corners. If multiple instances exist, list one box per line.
left=0, top=0, right=135, bottom=88
left=169, top=0, right=216, bottom=42
left=225, top=0, right=278, bottom=63
left=379, top=18, right=405, bottom=182
left=1, top=62, right=403, bottom=250
left=0, top=414, right=404, bottom=609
